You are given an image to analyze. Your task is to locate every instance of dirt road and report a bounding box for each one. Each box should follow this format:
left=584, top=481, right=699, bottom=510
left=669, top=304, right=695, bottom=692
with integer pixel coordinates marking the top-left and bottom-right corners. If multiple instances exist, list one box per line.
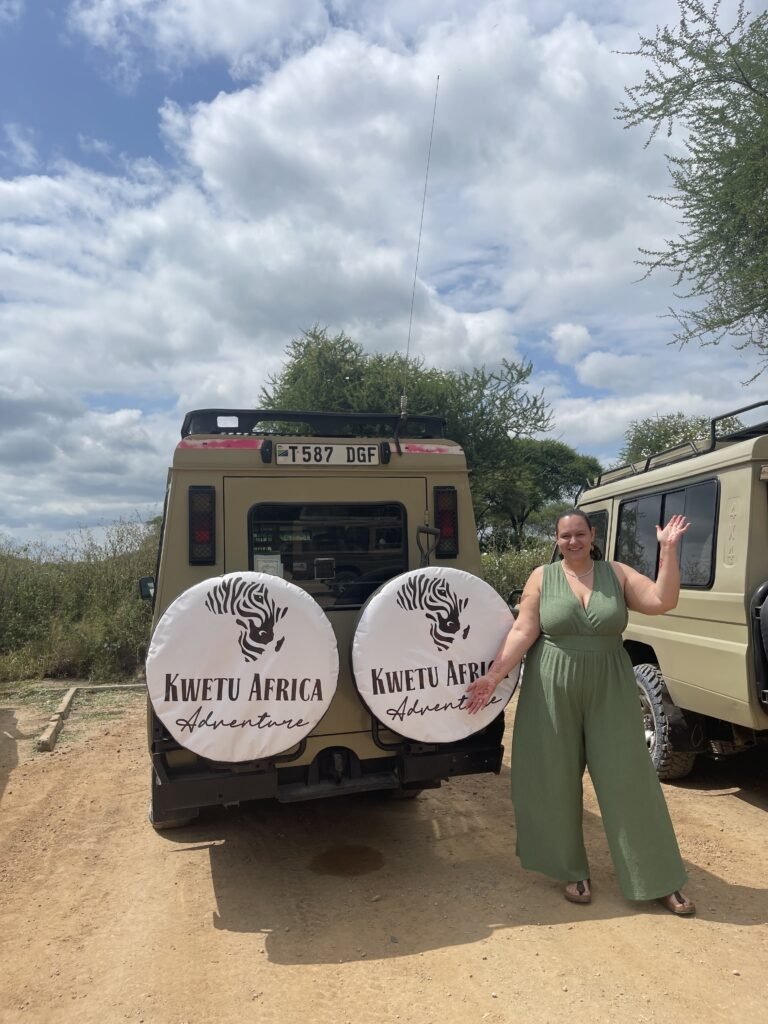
left=1, top=688, right=767, bottom=1024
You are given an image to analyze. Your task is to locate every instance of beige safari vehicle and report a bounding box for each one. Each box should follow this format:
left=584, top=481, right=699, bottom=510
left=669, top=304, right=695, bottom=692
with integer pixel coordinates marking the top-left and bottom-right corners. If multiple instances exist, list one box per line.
left=140, top=408, right=506, bottom=827
left=576, top=403, right=768, bottom=779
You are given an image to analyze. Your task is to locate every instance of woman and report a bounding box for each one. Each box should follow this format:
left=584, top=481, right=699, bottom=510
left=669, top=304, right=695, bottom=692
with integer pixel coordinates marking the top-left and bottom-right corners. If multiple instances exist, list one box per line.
left=466, top=508, right=695, bottom=915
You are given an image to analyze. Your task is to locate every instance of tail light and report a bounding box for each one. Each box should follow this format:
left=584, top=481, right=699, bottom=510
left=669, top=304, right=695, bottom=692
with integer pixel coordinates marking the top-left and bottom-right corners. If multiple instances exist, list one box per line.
left=434, top=486, right=459, bottom=558
left=189, top=486, right=216, bottom=565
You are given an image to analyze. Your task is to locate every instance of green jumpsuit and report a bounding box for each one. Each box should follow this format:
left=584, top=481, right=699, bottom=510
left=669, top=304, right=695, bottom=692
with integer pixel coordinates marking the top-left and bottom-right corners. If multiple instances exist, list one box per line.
left=510, top=560, right=688, bottom=900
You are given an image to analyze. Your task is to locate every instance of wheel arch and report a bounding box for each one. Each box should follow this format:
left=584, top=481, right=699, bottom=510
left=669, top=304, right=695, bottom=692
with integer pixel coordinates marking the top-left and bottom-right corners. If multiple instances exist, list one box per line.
left=623, top=639, right=658, bottom=667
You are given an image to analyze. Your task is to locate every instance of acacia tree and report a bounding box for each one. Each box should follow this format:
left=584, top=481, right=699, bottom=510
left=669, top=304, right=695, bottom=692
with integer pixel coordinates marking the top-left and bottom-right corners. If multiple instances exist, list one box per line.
left=618, top=411, right=743, bottom=463
left=476, top=439, right=601, bottom=550
left=616, top=0, right=768, bottom=369
left=260, top=326, right=553, bottom=485
left=262, top=327, right=608, bottom=549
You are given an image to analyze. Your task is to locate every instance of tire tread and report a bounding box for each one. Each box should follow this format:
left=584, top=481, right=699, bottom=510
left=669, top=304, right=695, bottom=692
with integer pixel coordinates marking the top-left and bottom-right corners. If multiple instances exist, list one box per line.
left=634, top=662, right=696, bottom=781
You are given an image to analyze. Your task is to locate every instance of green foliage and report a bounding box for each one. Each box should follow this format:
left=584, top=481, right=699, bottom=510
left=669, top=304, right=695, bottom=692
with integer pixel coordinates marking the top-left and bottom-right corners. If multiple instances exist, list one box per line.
left=476, top=439, right=601, bottom=550
left=617, top=411, right=743, bottom=463
left=0, top=519, right=158, bottom=683
left=524, top=501, right=583, bottom=544
left=263, top=326, right=604, bottom=550
left=480, top=542, right=552, bottom=601
left=260, top=326, right=553, bottom=480
left=616, top=0, right=768, bottom=365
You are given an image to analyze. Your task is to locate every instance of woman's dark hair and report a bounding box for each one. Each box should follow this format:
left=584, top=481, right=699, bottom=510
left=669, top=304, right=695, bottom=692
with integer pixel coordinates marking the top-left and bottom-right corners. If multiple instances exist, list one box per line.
left=554, top=507, right=603, bottom=561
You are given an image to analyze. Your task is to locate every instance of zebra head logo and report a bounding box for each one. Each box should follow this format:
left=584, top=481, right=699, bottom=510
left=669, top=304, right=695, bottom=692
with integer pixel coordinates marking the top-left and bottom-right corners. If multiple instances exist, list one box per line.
left=205, top=578, right=288, bottom=662
left=396, top=575, right=470, bottom=652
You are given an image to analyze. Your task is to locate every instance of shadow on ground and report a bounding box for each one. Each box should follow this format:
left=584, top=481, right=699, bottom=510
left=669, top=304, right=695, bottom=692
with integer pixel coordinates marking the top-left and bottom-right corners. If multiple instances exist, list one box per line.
left=669, top=742, right=768, bottom=813
left=0, top=707, right=42, bottom=804
left=153, top=753, right=768, bottom=964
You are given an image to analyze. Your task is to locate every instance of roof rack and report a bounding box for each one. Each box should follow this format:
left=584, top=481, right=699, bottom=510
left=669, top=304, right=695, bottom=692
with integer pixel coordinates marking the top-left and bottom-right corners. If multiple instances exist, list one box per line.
left=592, top=401, right=768, bottom=488
left=180, top=408, right=447, bottom=440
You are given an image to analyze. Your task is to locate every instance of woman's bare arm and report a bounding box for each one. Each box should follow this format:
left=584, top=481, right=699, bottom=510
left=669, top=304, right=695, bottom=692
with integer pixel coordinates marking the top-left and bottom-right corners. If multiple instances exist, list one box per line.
left=465, top=566, right=543, bottom=714
left=613, top=513, right=689, bottom=615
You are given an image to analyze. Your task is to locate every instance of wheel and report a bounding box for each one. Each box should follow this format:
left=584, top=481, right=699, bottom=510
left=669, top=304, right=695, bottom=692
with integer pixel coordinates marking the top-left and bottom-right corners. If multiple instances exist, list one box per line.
left=633, top=663, right=696, bottom=781
left=759, top=595, right=768, bottom=661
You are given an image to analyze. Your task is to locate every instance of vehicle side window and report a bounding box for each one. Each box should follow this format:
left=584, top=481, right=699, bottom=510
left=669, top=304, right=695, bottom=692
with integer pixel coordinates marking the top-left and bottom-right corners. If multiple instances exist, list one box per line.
left=588, top=509, right=608, bottom=560
left=550, top=508, right=609, bottom=564
left=616, top=494, right=662, bottom=578
left=617, top=480, right=717, bottom=588
left=675, top=480, right=717, bottom=587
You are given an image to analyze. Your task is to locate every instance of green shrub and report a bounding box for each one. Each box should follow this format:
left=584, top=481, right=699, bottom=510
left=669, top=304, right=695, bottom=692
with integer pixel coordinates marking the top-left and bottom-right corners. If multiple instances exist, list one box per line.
left=0, top=519, right=158, bottom=683
left=0, top=516, right=549, bottom=683
left=480, top=542, right=551, bottom=600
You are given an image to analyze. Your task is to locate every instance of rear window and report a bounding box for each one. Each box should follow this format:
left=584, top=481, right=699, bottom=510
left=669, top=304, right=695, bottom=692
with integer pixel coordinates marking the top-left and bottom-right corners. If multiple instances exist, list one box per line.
left=249, top=502, right=408, bottom=608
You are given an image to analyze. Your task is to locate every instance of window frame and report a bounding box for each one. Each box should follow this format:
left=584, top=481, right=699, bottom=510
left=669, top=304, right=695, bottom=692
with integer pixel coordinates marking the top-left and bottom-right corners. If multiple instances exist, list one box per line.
left=247, top=500, right=410, bottom=609
left=586, top=508, right=609, bottom=562
left=615, top=477, right=719, bottom=590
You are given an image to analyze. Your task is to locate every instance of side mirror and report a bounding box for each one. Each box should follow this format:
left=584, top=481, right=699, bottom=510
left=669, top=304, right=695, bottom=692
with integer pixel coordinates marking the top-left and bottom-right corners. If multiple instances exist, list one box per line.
left=138, top=576, right=155, bottom=602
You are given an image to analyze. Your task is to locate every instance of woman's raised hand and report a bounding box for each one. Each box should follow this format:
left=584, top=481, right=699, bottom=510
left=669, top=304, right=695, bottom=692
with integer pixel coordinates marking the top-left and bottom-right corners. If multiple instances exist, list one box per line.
left=656, top=513, right=690, bottom=547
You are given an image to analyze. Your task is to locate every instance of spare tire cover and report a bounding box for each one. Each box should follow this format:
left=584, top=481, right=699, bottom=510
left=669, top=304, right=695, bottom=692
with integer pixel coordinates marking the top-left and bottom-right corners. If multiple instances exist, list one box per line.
left=146, top=572, right=339, bottom=762
left=352, top=567, right=519, bottom=742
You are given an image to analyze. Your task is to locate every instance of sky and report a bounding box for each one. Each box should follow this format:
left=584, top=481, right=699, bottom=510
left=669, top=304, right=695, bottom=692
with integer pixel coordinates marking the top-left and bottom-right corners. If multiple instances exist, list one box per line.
left=0, top=0, right=764, bottom=546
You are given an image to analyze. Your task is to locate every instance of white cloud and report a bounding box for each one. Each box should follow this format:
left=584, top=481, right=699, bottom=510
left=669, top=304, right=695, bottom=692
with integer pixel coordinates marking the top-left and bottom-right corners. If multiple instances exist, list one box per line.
left=2, top=123, right=38, bottom=170
left=153, top=9, right=681, bottom=344
left=0, top=0, right=23, bottom=26
left=1, top=0, right=765, bottom=542
left=78, top=134, right=115, bottom=159
left=575, top=349, right=646, bottom=391
left=549, top=365, right=762, bottom=466
left=65, top=0, right=710, bottom=78
left=551, top=323, right=592, bottom=363
left=68, top=0, right=331, bottom=84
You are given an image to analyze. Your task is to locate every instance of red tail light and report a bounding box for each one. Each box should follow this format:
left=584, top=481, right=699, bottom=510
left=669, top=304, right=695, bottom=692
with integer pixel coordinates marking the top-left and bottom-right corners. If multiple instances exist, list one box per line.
left=189, top=486, right=216, bottom=565
left=434, top=486, right=459, bottom=558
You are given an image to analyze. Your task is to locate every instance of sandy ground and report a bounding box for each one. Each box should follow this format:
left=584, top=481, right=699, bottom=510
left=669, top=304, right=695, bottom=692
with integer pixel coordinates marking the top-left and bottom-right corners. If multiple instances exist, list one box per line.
left=1, top=687, right=768, bottom=1024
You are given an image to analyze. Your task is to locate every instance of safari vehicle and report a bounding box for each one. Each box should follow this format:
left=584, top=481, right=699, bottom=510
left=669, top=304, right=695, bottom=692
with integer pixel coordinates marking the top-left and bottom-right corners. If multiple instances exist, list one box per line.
left=576, top=402, right=768, bottom=780
left=140, top=408, right=507, bottom=827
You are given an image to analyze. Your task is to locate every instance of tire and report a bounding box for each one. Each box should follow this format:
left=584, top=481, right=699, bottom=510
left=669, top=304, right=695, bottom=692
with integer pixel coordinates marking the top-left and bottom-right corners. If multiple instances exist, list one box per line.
left=633, top=663, right=697, bottom=781
left=759, top=595, right=768, bottom=663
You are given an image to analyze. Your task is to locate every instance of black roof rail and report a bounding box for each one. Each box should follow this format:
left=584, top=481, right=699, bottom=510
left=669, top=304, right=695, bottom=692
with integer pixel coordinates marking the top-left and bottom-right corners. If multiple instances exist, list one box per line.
left=180, top=408, right=447, bottom=440
left=591, top=401, right=768, bottom=488
left=711, top=400, right=768, bottom=444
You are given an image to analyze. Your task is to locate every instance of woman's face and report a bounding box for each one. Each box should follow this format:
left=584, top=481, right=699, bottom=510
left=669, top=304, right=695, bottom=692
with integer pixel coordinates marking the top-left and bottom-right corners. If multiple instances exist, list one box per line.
left=556, top=515, right=595, bottom=560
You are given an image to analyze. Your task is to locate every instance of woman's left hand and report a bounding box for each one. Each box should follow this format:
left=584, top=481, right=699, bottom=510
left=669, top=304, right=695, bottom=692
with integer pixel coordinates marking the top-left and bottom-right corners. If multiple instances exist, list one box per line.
left=465, top=675, right=497, bottom=715
left=656, top=513, right=690, bottom=547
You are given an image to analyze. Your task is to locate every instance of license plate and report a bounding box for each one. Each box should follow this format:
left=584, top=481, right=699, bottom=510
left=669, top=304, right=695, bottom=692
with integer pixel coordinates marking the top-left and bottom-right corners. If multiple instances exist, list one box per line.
left=275, top=443, right=380, bottom=466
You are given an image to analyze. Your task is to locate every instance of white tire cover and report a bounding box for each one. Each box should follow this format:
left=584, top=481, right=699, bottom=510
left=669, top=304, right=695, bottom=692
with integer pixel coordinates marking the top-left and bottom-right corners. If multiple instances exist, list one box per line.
left=352, top=567, right=519, bottom=742
left=146, top=572, right=339, bottom=762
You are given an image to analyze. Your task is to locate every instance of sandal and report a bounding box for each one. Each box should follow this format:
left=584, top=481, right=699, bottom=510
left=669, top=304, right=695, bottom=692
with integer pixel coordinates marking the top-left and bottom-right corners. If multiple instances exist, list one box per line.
left=564, top=879, right=591, bottom=905
left=658, top=890, right=696, bottom=916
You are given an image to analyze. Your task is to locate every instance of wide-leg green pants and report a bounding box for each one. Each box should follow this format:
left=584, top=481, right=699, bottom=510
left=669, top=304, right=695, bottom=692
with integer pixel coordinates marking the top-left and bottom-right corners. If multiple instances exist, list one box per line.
left=511, top=638, right=688, bottom=900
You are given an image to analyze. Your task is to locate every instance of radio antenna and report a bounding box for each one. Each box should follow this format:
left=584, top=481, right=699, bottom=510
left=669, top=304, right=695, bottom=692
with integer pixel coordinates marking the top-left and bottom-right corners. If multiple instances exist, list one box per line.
left=397, top=74, right=440, bottom=443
